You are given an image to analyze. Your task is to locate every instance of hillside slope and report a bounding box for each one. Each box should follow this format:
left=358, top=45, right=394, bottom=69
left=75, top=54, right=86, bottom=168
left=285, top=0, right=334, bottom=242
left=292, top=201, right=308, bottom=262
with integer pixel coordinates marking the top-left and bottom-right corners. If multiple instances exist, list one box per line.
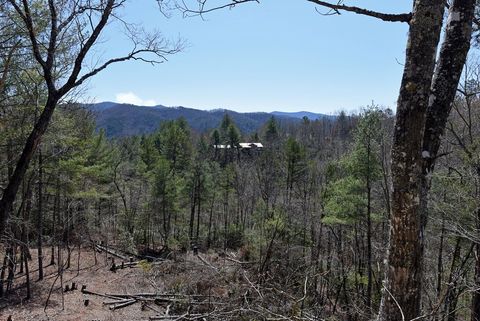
left=87, top=102, right=333, bottom=137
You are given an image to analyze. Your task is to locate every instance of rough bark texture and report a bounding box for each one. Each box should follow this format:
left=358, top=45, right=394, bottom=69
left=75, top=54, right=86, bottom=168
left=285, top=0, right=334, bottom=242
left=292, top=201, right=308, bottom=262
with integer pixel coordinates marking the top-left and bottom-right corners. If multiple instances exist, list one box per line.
left=419, top=0, right=475, bottom=316
left=379, top=0, right=475, bottom=320
left=379, top=1, right=445, bottom=320
left=422, top=0, right=474, bottom=172
left=420, top=0, right=475, bottom=212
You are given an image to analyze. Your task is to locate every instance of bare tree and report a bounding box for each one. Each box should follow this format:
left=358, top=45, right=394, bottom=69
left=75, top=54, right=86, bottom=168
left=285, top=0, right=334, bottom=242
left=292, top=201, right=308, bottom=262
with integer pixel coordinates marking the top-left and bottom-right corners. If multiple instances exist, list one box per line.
left=0, top=0, right=182, bottom=237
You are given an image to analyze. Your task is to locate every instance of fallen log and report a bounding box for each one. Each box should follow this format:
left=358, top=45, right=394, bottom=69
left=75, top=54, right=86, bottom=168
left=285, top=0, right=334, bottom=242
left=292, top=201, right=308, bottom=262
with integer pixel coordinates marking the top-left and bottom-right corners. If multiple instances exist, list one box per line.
left=149, top=313, right=205, bottom=320
left=103, top=298, right=135, bottom=305
left=81, top=286, right=127, bottom=300
left=94, top=244, right=128, bottom=260
left=108, top=299, right=137, bottom=310
left=105, top=292, right=161, bottom=298
left=224, top=255, right=257, bottom=265
left=110, top=259, right=167, bottom=271
left=110, top=260, right=139, bottom=271
left=104, top=292, right=218, bottom=299
left=149, top=315, right=186, bottom=320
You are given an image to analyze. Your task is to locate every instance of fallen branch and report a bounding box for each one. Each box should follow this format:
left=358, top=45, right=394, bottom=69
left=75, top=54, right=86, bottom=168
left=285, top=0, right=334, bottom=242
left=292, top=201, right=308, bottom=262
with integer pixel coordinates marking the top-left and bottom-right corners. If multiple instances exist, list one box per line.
left=110, top=259, right=166, bottom=271
left=108, top=298, right=137, bottom=310
left=103, top=298, right=135, bottom=305
left=105, top=292, right=164, bottom=298
left=81, top=286, right=127, bottom=300
left=196, top=253, right=219, bottom=272
left=94, top=244, right=129, bottom=260
left=143, top=302, right=163, bottom=313
left=224, top=254, right=256, bottom=265
left=149, top=313, right=205, bottom=320
left=243, top=271, right=263, bottom=299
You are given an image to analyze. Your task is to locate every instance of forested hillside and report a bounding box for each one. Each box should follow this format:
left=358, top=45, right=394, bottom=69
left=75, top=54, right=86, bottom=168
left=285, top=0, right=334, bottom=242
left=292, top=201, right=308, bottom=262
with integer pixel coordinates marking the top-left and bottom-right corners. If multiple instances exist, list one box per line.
left=86, top=102, right=333, bottom=137
left=1, top=0, right=479, bottom=321
left=3, top=93, right=480, bottom=320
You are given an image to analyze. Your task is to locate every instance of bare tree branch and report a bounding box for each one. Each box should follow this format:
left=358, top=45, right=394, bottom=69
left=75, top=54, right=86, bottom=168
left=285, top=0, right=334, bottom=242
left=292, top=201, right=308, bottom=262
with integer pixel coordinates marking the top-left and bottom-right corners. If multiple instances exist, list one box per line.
left=59, top=0, right=116, bottom=96
left=0, top=40, right=19, bottom=93
left=167, top=0, right=259, bottom=17
left=73, top=45, right=182, bottom=88
left=167, top=0, right=411, bottom=22
left=306, top=0, right=412, bottom=23
left=7, top=0, right=47, bottom=70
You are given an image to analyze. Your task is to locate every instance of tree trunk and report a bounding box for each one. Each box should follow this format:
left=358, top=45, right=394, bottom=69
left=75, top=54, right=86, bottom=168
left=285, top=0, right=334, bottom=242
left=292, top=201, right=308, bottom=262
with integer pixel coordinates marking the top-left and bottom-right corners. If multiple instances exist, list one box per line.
left=51, top=179, right=59, bottom=266
left=196, top=187, right=201, bottom=241
left=366, top=142, right=373, bottom=311
left=6, top=246, right=15, bottom=293
left=37, top=148, right=44, bottom=280
left=0, top=94, right=59, bottom=236
left=23, top=247, right=30, bottom=300
left=421, top=0, right=475, bottom=179
left=472, top=209, right=480, bottom=321
left=445, top=237, right=462, bottom=321
left=0, top=248, right=8, bottom=297
left=366, top=186, right=373, bottom=310
left=207, top=198, right=214, bottom=248
left=379, top=1, right=445, bottom=320
left=189, top=184, right=196, bottom=240
left=436, top=218, right=445, bottom=300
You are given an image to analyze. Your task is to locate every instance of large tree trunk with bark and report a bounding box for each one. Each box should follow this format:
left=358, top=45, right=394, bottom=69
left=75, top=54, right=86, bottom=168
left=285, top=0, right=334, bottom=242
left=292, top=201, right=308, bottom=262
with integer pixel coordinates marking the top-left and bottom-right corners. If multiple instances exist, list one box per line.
left=379, top=2, right=445, bottom=320
left=379, top=0, right=475, bottom=320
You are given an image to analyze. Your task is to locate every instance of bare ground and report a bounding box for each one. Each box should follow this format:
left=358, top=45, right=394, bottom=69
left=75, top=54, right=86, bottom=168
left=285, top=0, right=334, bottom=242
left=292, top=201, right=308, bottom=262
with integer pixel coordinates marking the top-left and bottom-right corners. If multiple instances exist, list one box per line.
left=0, top=245, right=316, bottom=321
left=0, top=246, right=260, bottom=321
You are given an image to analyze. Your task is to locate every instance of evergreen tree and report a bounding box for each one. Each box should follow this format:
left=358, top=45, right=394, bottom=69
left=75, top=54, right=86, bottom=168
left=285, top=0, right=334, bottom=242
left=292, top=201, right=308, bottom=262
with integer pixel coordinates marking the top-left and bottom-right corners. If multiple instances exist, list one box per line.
left=264, top=116, right=279, bottom=145
left=156, top=119, right=192, bottom=174
left=152, top=157, right=180, bottom=248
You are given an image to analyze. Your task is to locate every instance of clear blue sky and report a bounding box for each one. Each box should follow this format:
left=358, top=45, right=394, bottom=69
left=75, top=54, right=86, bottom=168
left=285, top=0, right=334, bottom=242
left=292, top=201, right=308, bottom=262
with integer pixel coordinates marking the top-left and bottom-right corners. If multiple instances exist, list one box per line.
left=85, top=0, right=411, bottom=114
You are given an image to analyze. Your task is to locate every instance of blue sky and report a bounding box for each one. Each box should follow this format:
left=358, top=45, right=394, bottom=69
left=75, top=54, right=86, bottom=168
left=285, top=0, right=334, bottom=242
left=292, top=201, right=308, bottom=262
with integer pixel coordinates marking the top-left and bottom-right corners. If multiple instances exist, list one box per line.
left=85, top=0, right=411, bottom=113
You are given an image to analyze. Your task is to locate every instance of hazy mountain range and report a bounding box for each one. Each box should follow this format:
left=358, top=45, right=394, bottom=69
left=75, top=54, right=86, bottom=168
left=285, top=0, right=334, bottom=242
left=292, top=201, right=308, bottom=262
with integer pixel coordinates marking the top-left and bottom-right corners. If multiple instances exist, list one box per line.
left=86, top=102, right=335, bottom=137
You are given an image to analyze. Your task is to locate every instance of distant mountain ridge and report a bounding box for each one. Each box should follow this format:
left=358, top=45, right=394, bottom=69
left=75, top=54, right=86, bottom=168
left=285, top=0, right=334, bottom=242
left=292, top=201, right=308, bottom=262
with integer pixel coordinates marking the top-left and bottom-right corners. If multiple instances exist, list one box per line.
left=85, top=102, right=335, bottom=137
left=271, top=111, right=336, bottom=121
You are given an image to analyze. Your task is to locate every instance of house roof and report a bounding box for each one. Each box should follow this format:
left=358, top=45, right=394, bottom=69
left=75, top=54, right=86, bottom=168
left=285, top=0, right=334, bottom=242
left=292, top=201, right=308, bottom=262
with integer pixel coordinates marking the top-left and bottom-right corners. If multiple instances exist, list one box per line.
left=213, top=142, right=263, bottom=149
left=239, top=143, right=263, bottom=149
